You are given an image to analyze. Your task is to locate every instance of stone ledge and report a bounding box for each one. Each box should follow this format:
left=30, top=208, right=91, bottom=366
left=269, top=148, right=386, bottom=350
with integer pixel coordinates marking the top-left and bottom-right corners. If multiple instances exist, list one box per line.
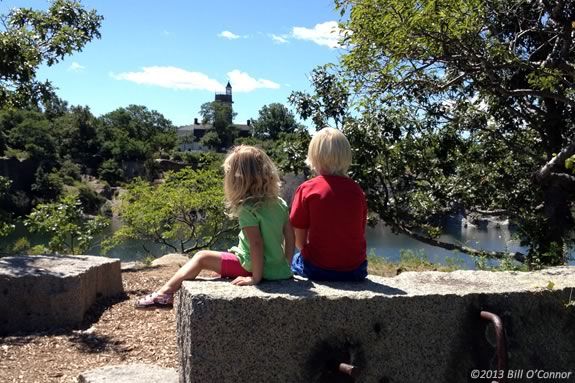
left=177, top=267, right=575, bottom=383
left=78, top=364, right=178, bottom=383
left=0, top=255, right=123, bottom=334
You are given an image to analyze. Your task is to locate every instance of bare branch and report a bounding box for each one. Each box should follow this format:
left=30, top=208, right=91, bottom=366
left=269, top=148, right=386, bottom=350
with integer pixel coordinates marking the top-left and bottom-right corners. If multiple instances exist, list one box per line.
left=397, top=225, right=526, bottom=263
left=535, top=142, right=575, bottom=182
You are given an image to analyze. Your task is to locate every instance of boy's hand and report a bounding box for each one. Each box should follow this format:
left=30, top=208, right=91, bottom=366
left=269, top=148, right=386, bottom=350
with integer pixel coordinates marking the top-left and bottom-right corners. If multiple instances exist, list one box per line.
left=231, top=276, right=259, bottom=286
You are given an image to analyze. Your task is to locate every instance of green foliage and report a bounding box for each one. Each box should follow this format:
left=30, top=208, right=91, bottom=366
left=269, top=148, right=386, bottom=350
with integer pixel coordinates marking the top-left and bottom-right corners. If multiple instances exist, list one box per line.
left=54, top=106, right=101, bottom=172
left=98, top=105, right=177, bottom=162
left=31, top=167, right=63, bottom=201
left=199, top=101, right=239, bottom=150
left=366, top=249, right=461, bottom=276
left=98, top=159, right=124, bottom=186
left=289, top=65, right=349, bottom=130
left=199, top=130, right=222, bottom=150
left=172, top=151, right=225, bottom=170
left=2, top=108, right=58, bottom=165
left=268, top=130, right=312, bottom=177
left=0, top=0, right=103, bottom=108
left=28, top=244, right=50, bottom=255
left=287, top=0, right=575, bottom=266
left=252, top=103, right=301, bottom=139
left=0, top=176, right=15, bottom=236
left=11, top=237, right=31, bottom=254
left=76, top=184, right=106, bottom=215
left=566, top=155, right=575, bottom=174
left=24, top=194, right=109, bottom=254
left=58, top=158, right=82, bottom=184
left=104, top=168, right=236, bottom=255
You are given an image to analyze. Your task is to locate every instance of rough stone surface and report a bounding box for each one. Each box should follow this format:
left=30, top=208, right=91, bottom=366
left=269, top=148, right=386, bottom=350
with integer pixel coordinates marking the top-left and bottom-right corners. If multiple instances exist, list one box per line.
left=0, top=255, right=123, bottom=334
left=177, top=267, right=575, bottom=383
left=77, top=364, right=178, bottom=383
left=151, top=253, right=189, bottom=267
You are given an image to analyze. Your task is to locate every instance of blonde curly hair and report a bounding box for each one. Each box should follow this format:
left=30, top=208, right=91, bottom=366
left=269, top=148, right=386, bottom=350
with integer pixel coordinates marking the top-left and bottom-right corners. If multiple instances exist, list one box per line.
left=223, top=145, right=280, bottom=216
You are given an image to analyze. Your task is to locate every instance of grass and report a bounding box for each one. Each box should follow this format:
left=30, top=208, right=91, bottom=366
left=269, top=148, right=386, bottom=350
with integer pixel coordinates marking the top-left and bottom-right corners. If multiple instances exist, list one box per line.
left=367, top=249, right=463, bottom=277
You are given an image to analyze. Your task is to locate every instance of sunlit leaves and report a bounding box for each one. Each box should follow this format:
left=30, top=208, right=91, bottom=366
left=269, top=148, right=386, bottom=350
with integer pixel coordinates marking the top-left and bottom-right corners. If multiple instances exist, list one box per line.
left=104, top=168, right=236, bottom=255
left=0, top=0, right=103, bottom=108
left=24, top=194, right=109, bottom=254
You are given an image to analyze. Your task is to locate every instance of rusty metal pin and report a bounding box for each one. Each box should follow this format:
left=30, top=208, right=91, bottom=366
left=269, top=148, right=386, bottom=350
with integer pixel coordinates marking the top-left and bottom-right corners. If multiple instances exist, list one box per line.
left=339, top=362, right=358, bottom=378
left=480, top=310, right=507, bottom=383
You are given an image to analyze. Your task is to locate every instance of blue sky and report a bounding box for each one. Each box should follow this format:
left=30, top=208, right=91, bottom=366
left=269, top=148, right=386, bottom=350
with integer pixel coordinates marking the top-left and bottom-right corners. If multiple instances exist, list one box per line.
left=2, top=0, right=346, bottom=126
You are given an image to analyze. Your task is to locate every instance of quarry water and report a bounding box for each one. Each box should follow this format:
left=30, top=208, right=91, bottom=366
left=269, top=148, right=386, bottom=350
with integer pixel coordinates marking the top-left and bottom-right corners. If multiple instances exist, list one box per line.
left=3, top=218, right=573, bottom=268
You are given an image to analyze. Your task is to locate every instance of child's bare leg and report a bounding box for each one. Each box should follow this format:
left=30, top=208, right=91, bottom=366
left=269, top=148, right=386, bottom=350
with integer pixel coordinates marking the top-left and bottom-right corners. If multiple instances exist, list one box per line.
left=157, top=250, right=222, bottom=294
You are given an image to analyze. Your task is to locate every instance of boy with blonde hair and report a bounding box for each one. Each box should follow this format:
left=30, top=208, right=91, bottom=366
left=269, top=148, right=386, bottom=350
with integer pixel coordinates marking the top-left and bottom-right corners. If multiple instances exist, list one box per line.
left=290, top=128, right=367, bottom=281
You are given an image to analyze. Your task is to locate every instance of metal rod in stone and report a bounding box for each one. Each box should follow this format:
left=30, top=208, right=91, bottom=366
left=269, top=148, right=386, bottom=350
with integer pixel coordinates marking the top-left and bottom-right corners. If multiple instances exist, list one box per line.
left=338, top=363, right=358, bottom=378
left=480, top=310, right=507, bottom=383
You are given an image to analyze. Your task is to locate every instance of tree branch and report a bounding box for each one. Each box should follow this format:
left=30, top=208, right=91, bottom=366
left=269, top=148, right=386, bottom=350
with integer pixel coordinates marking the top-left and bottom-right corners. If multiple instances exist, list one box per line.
left=535, top=141, right=575, bottom=182
left=549, top=172, right=575, bottom=192
left=397, top=224, right=526, bottom=263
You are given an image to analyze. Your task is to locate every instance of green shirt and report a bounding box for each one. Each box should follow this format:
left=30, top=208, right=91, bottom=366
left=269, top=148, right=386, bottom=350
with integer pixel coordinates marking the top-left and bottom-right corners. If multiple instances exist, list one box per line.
left=229, top=197, right=293, bottom=280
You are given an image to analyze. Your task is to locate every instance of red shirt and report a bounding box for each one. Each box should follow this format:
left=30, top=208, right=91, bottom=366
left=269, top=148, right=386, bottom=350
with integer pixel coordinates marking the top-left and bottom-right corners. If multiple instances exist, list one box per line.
left=290, top=175, right=367, bottom=271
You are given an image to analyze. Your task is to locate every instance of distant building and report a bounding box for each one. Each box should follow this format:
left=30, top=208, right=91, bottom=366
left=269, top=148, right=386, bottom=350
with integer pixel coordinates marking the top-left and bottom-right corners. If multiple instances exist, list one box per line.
left=177, top=82, right=253, bottom=151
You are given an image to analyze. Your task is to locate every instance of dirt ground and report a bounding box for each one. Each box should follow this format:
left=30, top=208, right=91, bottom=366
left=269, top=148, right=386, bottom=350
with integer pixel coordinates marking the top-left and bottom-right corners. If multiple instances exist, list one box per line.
left=0, top=264, right=204, bottom=383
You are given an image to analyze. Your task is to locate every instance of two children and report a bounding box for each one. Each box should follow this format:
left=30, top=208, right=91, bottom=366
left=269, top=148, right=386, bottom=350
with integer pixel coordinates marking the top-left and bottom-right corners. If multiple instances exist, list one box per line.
left=136, top=129, right=367, bottom=308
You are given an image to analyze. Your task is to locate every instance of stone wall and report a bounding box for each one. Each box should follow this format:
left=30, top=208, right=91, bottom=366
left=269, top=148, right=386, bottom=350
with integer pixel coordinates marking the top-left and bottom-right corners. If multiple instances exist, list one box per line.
left=177, top=267, right=575, bottom=383
left=0, top=157, right=38, bottom=191
left=0, top=255, right=123, bottom=334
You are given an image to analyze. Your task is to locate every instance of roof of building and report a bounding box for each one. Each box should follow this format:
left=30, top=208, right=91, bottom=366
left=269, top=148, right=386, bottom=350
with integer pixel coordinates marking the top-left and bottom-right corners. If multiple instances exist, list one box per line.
left=177, top=123, right=251, bottom=135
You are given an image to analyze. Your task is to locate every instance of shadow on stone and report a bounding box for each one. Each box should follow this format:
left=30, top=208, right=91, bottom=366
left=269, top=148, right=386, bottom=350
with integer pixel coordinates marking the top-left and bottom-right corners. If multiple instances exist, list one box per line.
left=0, top=291, right=127, bottom=348
left=319, top=279, right=407, bottom=295
left=254, top=277, right=407, bottom=297
left=0, top=254, right=84, bottom=277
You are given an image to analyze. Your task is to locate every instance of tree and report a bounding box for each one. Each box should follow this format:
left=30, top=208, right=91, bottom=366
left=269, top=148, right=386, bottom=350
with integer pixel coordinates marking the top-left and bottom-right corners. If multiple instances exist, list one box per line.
left=104, top=168, right=237, bottom=255
left=55, top=105, right=102, bottom=172
left=0, top=0, right=103, bottom=108
left=25, top=194, right=109, bottom=254
left=289, top=65, right=350, bottom=130
left=0, top=176, right=15, bottom=237
left=252, top=103, right=301, bottom=140
left=2, top=108, right=58, bottom=165
left=199, top=101, right=238, bottom=150
left=98, top=105, right=177, bottom=162
left=292, top=0, right=575, bottom=266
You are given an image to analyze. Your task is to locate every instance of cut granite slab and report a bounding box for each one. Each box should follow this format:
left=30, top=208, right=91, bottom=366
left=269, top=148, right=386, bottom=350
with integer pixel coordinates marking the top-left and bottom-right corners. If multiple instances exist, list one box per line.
left=177, top=267, right=575, bottom=383
left=78, top=364, right=178, bottom=383
left=0, top=255, right=123, bottom=334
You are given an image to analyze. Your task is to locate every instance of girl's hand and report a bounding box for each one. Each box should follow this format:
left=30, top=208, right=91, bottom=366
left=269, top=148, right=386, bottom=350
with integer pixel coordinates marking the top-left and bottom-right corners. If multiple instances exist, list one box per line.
left=231, top=276, right=259, bottom=286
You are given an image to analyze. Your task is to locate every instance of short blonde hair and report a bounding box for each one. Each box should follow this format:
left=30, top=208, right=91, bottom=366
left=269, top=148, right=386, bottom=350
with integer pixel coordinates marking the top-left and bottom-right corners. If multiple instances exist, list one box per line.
left=223, top=145, right=280, bottom=216
left=305, top=128, right=352, bottom=176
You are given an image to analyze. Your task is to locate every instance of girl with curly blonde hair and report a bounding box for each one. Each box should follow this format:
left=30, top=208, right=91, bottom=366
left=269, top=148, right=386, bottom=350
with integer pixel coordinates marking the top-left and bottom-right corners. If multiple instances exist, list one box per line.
left=136, top=145, right=294, bottom=308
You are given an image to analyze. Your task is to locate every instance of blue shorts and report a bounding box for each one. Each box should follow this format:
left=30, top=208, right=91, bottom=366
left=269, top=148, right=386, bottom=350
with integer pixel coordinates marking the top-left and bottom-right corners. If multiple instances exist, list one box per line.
left=291, top=252, right=368, bottom=281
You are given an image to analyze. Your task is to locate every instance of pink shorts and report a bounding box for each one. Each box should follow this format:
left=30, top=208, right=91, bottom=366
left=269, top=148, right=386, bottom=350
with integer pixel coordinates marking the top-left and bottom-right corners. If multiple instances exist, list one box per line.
left=220, top=252, right=251, bottom=278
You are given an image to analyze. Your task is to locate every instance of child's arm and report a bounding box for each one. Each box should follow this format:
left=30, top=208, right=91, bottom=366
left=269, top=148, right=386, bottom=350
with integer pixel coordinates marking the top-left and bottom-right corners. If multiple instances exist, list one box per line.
left=283, top=220, right=295, bottom=264
left=231, top=225, right=263, bottom=286
left=294, top=228, right=308, bottom=251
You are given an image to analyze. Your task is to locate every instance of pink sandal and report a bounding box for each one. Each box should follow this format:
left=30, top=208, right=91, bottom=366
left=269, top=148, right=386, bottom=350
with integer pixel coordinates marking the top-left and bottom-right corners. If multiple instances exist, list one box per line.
left=135, top=292, right=174, bottom=309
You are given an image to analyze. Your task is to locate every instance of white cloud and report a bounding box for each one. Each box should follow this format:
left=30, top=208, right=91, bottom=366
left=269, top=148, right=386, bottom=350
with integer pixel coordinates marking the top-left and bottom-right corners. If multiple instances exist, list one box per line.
left=226, top=70, right=280, bottom=92
left=111, top=66, right=279, bottom=93
left=291, top=21, right=342, bottom=49
left=112, top=66, right=223, bottom=91
left=68, top=62, right=85, bottom=72
left=270, top=34, right=289, bottom=44
left=218, top=30, right=241, bottom=40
